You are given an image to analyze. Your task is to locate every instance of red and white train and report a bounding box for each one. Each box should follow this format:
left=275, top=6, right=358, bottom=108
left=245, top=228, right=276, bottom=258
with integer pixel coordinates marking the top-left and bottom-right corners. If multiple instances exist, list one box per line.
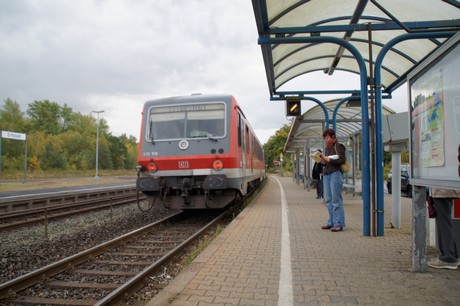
left=136, top=94, right=265, bottom=209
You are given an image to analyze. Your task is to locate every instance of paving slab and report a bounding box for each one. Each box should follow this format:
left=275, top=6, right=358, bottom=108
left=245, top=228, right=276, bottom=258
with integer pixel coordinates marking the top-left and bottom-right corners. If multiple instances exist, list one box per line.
left=149, top=175, right=460, bottom=305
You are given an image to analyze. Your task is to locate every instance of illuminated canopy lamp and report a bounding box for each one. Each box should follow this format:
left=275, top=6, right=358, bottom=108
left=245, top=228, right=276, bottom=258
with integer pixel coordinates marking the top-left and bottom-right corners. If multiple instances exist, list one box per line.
left=286, top=96, right=301, bottom=117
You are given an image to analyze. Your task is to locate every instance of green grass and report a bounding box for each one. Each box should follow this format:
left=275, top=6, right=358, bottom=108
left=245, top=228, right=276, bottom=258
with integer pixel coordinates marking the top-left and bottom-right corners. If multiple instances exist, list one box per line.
left=0, top=168, right=136, bottom=180
left=181, top=224, right=223, bottom=267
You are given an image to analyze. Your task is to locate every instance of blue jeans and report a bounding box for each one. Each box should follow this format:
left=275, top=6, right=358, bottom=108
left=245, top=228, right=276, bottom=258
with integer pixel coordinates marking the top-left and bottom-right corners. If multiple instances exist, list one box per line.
left=323, top=171, right=345, bottom=227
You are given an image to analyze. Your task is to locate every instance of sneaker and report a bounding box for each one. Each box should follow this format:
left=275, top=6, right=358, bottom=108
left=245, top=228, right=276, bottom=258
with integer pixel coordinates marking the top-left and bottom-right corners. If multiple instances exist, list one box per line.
left=427, top=258, right=458, bottom=270
left=330, top=226, right=343, bottom=232
left=321, top=225, right=333, bottom=230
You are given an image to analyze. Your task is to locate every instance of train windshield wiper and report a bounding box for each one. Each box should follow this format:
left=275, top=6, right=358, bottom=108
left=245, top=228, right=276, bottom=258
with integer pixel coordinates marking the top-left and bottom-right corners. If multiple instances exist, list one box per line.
left=149, top=121, right=155, bottom=144
left=207, top=133, right=218, bottom=142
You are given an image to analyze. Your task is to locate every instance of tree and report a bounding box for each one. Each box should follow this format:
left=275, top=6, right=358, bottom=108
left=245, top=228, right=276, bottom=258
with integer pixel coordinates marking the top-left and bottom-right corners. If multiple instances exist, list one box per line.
left=118, top=134, right=138, bottom=169
left=60, top=104, right=75, bottom=132
left=264, top=124, right=290, bottom=170
left=27, top=100, right=71, bottom=135
left=124, top=134, right=138, bottom=169
left=0, top=99, right=29, bottom=171
left=1, top=97, right=139, bottom=176
left=107, top=134, right=128, bottom=169
left=27, top=131, right=47, bottom=170
left=109, top=134, right=138, bottom=170
left=96, top=134, right=112, bottom=170
left=0, top=98, right=28, bottom=132
left=60, top=130, right=93, bottom=170
left=67, top=113, right=96, bottom=134
left=40, top=137, right=67, bottom=169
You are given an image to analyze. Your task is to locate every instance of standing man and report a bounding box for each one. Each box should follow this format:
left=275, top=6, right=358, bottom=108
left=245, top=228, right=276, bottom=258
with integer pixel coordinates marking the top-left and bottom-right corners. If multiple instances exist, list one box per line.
left=320, top=128, right=346, bottom=232
left=428, top=188, right=460, bottom=269
left=312, top=149, right=324, bottom=199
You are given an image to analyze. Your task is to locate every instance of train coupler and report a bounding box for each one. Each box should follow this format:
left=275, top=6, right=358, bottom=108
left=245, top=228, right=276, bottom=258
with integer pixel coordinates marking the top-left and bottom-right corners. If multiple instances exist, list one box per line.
left=180, top=178, right=192, bottom=205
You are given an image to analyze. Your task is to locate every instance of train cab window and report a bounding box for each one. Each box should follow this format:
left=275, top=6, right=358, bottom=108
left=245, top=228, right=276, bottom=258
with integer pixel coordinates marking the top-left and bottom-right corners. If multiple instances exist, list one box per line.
left=148, top=103, right=226, bottom=141
left=149, top=111, right=185, bottom=140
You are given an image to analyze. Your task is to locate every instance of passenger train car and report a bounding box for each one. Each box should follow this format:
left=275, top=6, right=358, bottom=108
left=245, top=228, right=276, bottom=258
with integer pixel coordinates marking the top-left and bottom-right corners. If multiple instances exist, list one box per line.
left=136, top=94, right=265, bottom=209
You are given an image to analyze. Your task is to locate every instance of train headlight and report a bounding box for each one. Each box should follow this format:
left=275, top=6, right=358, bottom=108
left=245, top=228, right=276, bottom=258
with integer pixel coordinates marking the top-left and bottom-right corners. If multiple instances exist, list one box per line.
left=212, top=160, right=224, bottom=171
left=148, top=162, right=158, bottom=173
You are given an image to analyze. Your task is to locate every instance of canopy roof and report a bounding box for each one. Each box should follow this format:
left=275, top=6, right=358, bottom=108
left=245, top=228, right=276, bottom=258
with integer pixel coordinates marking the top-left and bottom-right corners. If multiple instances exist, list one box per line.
left=252, top=0, right=460, bottom=98
left=251, top=1, right=460, bottom=237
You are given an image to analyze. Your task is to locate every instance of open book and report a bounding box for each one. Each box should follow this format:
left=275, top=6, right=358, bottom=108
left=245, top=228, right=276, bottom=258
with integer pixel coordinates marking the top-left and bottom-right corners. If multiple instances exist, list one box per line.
left=309, top=151, right=324, bottom=163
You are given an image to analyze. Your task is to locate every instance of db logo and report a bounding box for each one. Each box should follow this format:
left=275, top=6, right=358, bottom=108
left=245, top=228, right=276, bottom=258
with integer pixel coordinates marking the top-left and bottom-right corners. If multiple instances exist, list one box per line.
left=178, top=161, right=189, bottom=168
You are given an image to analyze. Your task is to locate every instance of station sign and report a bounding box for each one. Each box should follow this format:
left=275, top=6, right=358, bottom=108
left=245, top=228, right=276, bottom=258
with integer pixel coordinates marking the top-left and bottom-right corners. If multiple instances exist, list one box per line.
left=1, top=130, right=27, bottom=141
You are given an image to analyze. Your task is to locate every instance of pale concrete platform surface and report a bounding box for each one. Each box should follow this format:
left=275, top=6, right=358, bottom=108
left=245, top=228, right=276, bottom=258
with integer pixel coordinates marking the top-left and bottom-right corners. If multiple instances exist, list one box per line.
left=149, top=175, right=460, bottom=305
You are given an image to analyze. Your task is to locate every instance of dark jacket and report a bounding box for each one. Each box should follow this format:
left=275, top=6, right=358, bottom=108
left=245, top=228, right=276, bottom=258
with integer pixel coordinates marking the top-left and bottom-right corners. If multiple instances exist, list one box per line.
left=312, top=162, right=324, bottom=180
left=323, top=142, right=346, bottom=175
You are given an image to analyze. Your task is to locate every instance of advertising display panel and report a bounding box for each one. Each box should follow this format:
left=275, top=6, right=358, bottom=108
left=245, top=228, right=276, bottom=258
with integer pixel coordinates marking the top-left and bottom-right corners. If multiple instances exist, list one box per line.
left=408, top=33, right=460, bottom=190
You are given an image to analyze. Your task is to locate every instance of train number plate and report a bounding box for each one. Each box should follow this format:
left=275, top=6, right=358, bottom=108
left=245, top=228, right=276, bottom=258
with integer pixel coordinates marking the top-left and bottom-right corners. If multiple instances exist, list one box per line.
left=178, top=161, right=189, bottom=168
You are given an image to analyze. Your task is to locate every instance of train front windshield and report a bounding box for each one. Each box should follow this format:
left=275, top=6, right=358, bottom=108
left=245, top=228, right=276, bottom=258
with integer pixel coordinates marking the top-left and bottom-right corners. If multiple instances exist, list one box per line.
left=147, top=102, right=226, bottom=141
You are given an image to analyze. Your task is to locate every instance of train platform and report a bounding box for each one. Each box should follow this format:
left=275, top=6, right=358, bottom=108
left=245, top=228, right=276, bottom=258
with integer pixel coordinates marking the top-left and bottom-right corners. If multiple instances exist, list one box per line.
left=148, top=175, right=460, bottom=305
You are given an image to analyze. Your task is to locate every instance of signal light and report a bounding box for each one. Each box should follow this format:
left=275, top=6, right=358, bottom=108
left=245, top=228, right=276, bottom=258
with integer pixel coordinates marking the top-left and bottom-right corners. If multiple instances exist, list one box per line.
left=286, top=98, right=301, bottom=116
left=147, top=162, right=158, bottom=172
left=212, top=160, right=224, bottom=170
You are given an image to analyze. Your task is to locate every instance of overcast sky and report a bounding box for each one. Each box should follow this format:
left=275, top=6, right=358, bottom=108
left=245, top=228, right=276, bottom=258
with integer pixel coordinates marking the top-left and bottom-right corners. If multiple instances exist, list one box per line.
left=0, top=0, right=408, bottom=144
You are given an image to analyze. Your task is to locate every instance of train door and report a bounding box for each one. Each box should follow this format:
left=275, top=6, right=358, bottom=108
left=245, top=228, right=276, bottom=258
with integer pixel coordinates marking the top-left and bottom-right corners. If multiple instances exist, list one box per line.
left=245, top=125, right=251, bottom=174
left=238, top=114, right=246, bottom=192
left=250, top=132, right=254, bottom=174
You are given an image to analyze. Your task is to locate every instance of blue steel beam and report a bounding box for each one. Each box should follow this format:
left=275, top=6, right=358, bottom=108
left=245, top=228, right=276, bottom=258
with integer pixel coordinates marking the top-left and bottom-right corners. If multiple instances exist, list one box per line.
left=272, top=90, right=360, bottom=98
left=270, top=95, right=330, bottom=129
left=267, top=20, right=460, bottom=35
left=332, top=96, right=359, bottom=131
left=270, top=90, right=393, bottom=101
left=299, top=96, right=329, bottom=130
left=326, top=0, right=369, bottom=75
left=259, top=36, right=371, bottom=236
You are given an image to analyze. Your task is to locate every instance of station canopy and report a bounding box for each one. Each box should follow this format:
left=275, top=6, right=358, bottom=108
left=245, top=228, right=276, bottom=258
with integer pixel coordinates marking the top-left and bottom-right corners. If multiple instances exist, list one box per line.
left=252, top=0, right=460, bottom=97
left=252, top=1, right=459, bottom=237
left=252, top=0, right=460, bottom=153
left=285, top=98, right=395, bottom=152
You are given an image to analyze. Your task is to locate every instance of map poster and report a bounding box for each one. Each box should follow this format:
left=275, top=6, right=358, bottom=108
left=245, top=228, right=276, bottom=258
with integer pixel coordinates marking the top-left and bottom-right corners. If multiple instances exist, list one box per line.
left=408, top=35, right=460, bottom=187
left=411, top=72, right=445, bottom=168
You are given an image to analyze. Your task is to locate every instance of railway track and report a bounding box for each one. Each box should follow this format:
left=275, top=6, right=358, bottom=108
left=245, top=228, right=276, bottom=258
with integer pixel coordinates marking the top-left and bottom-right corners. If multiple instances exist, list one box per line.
left=0, top=210, right=227, bottom=305
left=0, top=192, right=146, bottom=231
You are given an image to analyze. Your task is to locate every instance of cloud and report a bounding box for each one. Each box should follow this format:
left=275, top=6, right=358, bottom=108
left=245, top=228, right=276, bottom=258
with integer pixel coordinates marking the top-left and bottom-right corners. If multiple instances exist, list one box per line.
left=0, top=0, right=408, bottom=145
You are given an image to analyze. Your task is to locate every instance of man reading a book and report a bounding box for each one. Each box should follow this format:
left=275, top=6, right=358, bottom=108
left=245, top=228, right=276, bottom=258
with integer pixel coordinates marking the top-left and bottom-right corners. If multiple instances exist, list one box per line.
left=319, top=128, right=346, bottom=232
